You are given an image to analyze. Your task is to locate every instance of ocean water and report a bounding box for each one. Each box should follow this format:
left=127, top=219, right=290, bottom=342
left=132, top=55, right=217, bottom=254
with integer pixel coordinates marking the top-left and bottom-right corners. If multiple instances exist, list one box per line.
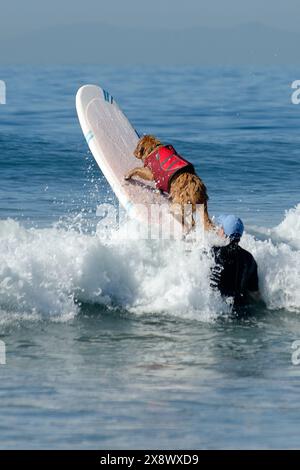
left=0, top=65, right=299, bottom=449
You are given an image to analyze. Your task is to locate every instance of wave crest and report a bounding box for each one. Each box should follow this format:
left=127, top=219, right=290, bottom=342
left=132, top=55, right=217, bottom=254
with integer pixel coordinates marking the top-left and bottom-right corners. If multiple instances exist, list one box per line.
left=0, top=204, right=299, bottom=322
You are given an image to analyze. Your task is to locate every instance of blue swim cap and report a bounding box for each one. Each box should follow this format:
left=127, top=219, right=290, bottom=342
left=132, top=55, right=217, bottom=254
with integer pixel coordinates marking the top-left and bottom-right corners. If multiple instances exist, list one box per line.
left=216, top=214, right=244, bottom=240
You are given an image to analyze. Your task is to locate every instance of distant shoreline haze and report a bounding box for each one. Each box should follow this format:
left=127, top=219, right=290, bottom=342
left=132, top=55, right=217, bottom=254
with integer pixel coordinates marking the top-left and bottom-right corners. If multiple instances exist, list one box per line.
left=0, top=22, right=299, bottom=65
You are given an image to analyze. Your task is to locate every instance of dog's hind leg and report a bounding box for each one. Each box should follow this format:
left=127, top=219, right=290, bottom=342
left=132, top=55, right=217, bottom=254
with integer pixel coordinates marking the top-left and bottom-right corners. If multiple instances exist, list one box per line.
left=199, top=202, right=214, bottom=231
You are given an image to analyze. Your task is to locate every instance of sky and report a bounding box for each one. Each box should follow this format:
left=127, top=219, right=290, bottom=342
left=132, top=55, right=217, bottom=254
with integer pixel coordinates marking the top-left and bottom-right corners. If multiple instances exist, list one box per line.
left=1, top=0, right=300, bottom=36
left=1, top=0, right=300, bottom=65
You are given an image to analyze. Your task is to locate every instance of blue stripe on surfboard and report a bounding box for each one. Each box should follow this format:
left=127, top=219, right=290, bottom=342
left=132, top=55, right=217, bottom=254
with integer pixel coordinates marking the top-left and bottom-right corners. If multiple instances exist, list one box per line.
left=125, top=201, right=134, bottom=213
left=102, top=89, right=113, bottom=104
left=85, top=130, right=94, bottom=144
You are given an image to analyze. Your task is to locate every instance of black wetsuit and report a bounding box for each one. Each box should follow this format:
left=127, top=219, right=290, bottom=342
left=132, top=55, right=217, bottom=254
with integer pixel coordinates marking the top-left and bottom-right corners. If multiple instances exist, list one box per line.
left=211, top=241, right=259, bottom=305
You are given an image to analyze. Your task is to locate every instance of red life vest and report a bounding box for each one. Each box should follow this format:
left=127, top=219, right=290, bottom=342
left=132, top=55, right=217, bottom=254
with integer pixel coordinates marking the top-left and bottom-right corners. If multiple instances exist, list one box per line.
left=144, top=145, right=194, bottom=193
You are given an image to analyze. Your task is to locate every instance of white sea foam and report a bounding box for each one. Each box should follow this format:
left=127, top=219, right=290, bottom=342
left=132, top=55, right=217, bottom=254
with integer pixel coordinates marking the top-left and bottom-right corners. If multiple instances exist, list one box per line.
left=272, top=204, right=300, bottom=249
left=0, top=204, right=299, bottom=322
left=241, top=204, right=300, bottom=312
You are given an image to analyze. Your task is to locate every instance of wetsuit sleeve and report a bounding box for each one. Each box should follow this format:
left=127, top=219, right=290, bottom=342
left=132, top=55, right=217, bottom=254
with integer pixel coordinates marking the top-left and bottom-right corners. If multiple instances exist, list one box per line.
left=210, top=247, right=225, bottom=292
left=247, top=257, right=259, bottom=292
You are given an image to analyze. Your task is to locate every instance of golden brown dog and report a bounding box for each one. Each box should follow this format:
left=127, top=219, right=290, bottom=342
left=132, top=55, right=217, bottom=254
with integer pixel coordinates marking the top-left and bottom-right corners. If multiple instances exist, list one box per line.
left=125, top=135, right=213, bottom=231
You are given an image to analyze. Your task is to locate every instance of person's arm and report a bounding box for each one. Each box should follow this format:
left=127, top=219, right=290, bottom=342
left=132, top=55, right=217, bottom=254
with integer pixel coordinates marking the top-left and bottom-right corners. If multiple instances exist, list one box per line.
left=247, top=257, right=265, bottom=306
left=248, top=290, right=262, bottom=302
left=210, top=247, right=223, bottom=291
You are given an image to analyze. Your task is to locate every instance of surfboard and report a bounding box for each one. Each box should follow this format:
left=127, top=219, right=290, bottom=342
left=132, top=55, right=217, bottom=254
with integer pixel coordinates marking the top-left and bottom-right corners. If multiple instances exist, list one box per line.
left=76, top=85, right=182, bottom=232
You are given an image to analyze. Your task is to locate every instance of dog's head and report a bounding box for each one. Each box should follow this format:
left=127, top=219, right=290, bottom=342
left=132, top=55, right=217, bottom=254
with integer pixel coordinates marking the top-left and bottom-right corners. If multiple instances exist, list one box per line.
left=133, top=135, right=162, bottom=161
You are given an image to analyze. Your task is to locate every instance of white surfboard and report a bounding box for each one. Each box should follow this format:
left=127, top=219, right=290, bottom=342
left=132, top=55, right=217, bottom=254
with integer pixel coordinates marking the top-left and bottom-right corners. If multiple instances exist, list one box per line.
left=76, top=85, right=182, bottom=232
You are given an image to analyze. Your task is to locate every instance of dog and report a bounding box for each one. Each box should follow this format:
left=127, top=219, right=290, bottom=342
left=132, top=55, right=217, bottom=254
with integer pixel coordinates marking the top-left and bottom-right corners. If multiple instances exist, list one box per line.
left=124, top=135, right=213, bottom=231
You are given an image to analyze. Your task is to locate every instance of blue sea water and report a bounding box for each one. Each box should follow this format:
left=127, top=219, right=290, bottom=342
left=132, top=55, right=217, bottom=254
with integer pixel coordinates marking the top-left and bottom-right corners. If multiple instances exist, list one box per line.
left=0, top=65, right=299, bottom=449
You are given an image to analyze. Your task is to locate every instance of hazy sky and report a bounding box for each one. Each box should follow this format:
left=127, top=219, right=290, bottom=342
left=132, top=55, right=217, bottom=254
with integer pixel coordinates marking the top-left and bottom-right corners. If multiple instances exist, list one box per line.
left=1, top=0, right=300, bottom=36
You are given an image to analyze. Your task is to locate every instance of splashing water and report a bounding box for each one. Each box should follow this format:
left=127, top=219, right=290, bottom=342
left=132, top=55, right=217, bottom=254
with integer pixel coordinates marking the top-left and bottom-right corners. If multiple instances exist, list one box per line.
left=0, top=203, right=299, bottom=323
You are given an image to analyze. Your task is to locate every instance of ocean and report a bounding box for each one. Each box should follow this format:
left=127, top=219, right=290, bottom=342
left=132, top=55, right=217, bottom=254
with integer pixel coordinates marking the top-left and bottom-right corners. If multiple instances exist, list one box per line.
left=0, top=65, right=299, bottom=449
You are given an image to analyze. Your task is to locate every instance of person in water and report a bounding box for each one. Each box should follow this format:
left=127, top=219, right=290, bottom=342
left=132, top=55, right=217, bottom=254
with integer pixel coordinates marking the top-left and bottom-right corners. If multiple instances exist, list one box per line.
left=211, top=214, right=261, bottom=306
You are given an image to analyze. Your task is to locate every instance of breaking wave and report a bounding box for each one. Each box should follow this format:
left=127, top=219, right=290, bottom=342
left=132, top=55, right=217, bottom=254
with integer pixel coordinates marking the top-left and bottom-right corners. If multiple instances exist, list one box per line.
left=0, top=203, right=299, bottom=323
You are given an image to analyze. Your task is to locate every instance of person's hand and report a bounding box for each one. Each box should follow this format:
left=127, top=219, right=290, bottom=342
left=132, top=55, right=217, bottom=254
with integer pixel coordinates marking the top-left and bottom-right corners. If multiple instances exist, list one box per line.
left=248, top=290, right=266, bottom=306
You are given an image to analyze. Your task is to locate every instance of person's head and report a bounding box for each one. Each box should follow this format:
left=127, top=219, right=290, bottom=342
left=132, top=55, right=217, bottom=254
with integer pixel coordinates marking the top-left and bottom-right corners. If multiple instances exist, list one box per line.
left=216, top=214, right=244, bottom=243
